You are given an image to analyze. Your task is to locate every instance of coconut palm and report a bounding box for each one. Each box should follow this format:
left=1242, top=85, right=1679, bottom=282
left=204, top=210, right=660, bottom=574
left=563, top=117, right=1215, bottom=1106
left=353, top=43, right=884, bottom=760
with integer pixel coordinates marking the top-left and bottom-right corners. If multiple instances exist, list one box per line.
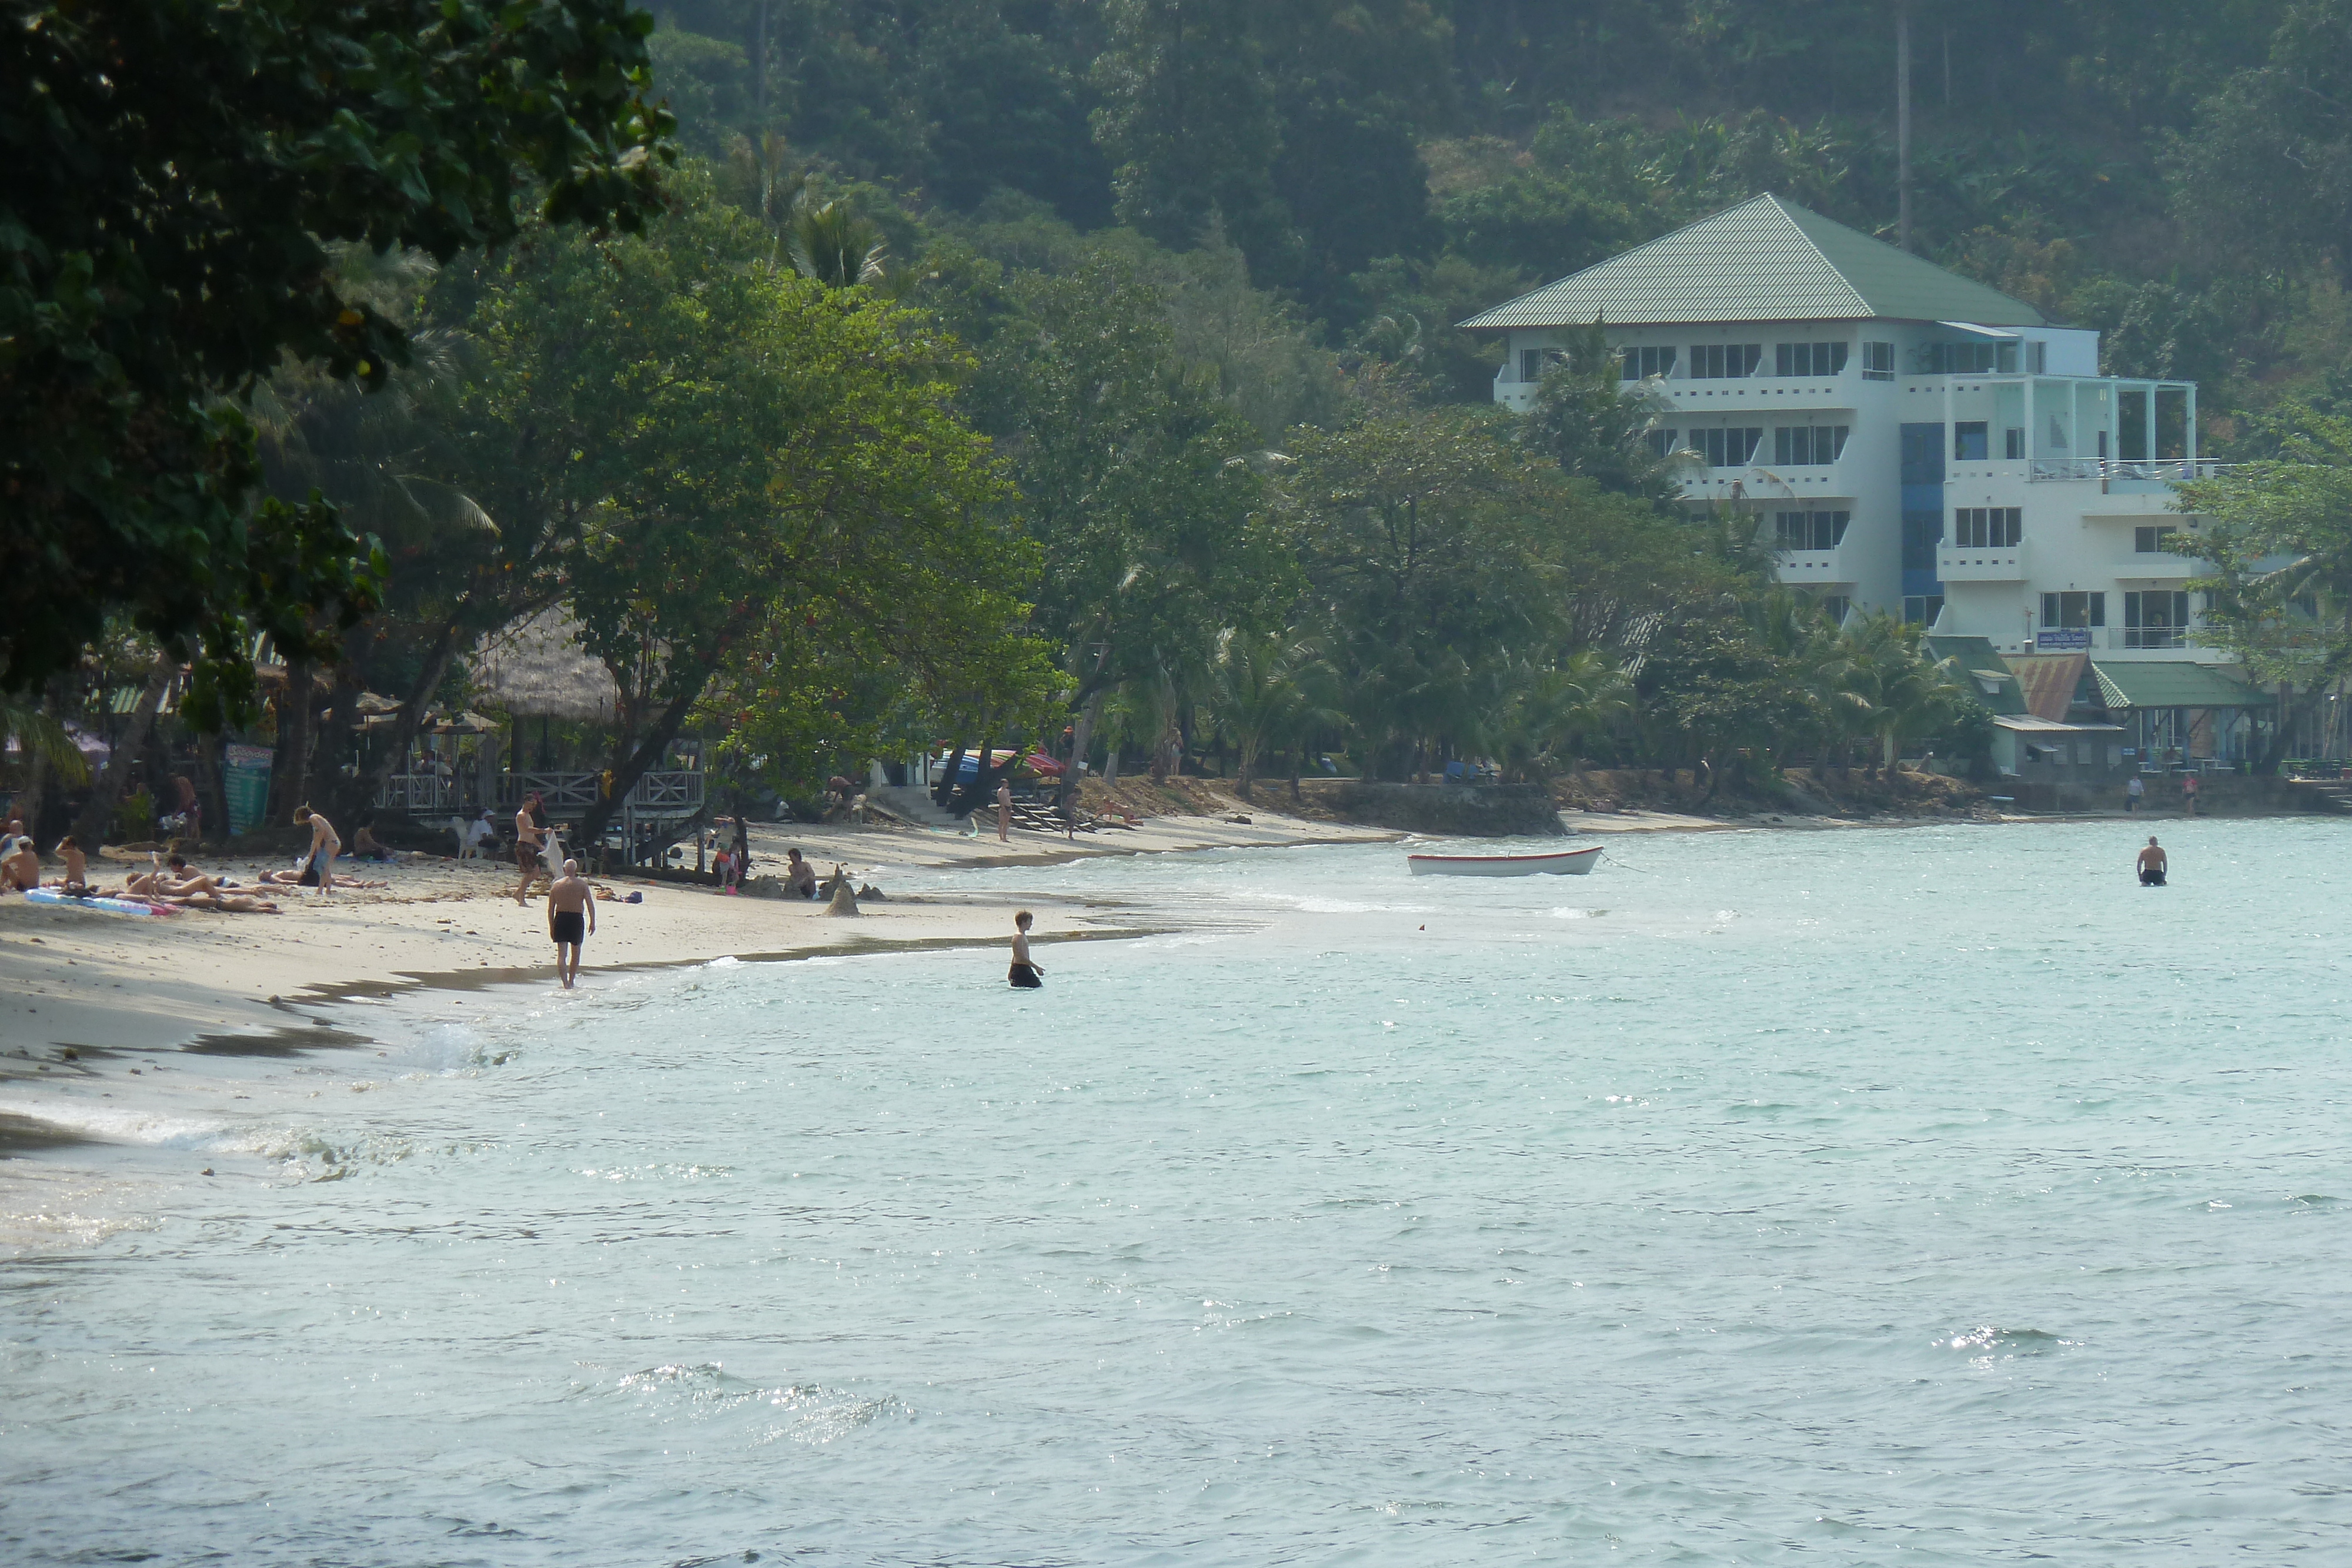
left=1203, top=631, right=1339, bottom=801
left=786, top=196, right=888, bottom=289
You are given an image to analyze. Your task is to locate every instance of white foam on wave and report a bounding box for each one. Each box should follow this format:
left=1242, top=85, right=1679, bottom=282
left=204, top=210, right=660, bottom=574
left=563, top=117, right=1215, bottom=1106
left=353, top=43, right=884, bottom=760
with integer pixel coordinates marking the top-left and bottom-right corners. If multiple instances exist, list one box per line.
left=0, top=1096, right=226, bottom=1149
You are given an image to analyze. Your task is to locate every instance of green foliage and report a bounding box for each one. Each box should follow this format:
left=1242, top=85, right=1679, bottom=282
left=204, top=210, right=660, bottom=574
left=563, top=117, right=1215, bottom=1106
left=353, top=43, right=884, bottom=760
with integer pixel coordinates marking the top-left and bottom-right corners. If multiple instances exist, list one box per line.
left=4, top=0, right=674, bottom=718
left=2179, top=406, right=2352, bottom=764
left=439, top=180, right=1045, bottom=825
left=1520, top=322, right=1693, bottom=502
left=979, top=255, right=1297, bottom=698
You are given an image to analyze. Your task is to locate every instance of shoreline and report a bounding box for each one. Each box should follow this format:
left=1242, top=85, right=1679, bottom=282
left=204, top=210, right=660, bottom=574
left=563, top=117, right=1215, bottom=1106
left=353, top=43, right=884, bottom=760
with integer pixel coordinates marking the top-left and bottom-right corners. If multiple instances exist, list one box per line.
left=0, top=807, right=1396, bottom=1189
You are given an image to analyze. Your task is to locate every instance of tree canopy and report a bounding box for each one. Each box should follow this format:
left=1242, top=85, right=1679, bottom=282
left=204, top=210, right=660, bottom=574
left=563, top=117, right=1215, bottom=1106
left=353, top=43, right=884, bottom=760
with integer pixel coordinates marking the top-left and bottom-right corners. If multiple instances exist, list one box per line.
left=2, top=0, right=674, bottom=720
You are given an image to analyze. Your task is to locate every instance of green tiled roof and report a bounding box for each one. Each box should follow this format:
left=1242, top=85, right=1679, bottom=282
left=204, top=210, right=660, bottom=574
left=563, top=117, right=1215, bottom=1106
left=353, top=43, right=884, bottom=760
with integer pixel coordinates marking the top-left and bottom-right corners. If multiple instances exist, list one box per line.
left=2090, top=661, right=2271, bottom=710
left=1459, top=195, right=2049, bottom=330
left=1925, top=636, right=2028, bottom=716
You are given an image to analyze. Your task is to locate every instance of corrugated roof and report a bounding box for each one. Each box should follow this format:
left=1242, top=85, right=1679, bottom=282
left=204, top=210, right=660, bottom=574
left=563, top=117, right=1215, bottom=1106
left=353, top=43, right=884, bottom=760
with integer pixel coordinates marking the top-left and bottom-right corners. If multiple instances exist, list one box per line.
left=1992, top=715, right=2124, bottom=733
left=2091, top=661, right=2271, bottom=710
left=2003, top=653, right=2089, bottom=722
left=1924, top=635, right=2027, bottom=716
left=1459, top=195, right=2049, bottom=330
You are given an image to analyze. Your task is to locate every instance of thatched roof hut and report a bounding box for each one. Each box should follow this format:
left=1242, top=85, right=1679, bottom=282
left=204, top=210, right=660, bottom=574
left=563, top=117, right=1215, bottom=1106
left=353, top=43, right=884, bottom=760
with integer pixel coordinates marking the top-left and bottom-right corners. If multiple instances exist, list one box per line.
left=471, top=608, right=622, bottom=723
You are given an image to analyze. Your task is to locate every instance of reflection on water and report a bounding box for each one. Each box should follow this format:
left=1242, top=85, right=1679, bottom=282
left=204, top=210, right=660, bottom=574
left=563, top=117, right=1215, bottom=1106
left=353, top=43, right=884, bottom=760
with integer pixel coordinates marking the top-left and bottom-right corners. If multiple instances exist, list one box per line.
left=5, top=818, right=2351, bottom=1564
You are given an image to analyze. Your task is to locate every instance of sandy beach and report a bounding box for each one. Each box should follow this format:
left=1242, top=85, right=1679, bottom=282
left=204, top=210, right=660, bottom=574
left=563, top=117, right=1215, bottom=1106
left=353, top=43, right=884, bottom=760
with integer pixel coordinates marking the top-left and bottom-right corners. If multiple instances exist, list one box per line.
left=0, top=807, right=1399, bottom=1062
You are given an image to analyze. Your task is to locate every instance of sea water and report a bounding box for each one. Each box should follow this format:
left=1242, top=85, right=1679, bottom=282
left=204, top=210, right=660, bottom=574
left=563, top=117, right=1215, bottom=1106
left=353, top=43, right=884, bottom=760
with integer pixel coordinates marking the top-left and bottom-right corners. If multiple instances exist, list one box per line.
left=3, top=817, right=2350, bottom=1564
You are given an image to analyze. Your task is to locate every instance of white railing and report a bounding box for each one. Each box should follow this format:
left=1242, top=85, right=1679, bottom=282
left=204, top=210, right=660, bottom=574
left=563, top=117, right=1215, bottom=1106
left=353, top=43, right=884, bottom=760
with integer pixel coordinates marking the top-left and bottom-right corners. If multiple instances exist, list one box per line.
left=2030, top=458, right=2232, bottom=483
left=379, top=769, right=704, bottom=820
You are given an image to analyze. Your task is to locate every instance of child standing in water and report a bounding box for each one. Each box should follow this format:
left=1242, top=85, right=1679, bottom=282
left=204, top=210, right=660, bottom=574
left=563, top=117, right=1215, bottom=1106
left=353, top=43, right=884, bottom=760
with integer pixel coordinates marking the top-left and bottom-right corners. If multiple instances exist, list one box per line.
left=1008, top=910, right=1044, bottom=988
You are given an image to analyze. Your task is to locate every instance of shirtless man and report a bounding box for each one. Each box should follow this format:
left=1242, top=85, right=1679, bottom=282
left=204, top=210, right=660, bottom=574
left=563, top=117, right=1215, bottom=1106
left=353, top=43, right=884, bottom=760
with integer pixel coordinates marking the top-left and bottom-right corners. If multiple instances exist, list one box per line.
left=996, top=777, right=1013, bottom=842
left=546, top=858, right=595, bottom=988
left=784, top=847, right=817, bottom=899
left=2, top=826, right=39, bottom=892
left=1008, top=909, right=1043, bottom=988
left=513, top=793, right=549, bottom=905
left=294, top=807, right=340, bottom=895
left=2137, top=835, right=2168, bottom=887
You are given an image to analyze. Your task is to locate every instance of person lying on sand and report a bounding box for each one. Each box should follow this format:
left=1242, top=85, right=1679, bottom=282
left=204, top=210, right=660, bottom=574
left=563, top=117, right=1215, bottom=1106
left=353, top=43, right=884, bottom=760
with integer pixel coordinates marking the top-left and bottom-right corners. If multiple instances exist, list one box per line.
left=128, top=853, right=230, bottom=898
left=253, top=867, right=389, bottom=889
left=165, top=890, right=282, bottom=913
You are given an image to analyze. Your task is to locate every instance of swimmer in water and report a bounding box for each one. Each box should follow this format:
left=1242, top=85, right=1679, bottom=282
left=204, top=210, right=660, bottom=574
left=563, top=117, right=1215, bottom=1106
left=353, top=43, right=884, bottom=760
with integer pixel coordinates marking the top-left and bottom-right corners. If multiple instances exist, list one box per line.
left=1008, top=910, right=1043, bottom=988
left=2137, top=835, right=2167, bottom=886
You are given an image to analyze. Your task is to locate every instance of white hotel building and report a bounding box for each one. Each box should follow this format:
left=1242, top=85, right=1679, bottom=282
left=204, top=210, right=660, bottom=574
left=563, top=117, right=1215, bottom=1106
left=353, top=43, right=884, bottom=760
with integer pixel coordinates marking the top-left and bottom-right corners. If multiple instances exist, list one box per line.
left=1462, top=195, right=2270, bottom=763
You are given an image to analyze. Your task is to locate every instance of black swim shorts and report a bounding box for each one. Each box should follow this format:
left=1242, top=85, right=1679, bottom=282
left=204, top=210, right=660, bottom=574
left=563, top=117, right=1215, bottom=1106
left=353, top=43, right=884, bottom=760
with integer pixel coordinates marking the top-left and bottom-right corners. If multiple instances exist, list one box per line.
left=552, top=910, right=586, bottom=944
left=1008, top=962, right=1042, bottom=989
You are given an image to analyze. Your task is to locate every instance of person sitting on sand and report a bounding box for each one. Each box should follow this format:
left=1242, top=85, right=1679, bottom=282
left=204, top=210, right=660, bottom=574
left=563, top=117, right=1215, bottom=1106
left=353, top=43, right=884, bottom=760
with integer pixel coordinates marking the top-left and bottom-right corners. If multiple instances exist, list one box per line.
left=1008, top=910, right=1043, bottom=988
left=547, top=858, right=595, bottom=989
left=2, top=828, right=39, bottom=893
left=784, top=848, right=817, bottom=899
left=351, top=820, right=396, bottom=862
left=52, top=835, right=90, bottom=895
left=294, top=806, right=341, bottom=895
left=2138, top=835, right=2168, bottom=887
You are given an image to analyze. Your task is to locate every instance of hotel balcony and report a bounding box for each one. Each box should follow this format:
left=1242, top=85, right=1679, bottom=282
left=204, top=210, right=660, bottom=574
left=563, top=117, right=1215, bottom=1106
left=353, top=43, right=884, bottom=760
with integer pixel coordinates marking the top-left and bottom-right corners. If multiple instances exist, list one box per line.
left=1772, top=545, right=1858, bottom=588
left=1938, top=544, right=2027, bottom=581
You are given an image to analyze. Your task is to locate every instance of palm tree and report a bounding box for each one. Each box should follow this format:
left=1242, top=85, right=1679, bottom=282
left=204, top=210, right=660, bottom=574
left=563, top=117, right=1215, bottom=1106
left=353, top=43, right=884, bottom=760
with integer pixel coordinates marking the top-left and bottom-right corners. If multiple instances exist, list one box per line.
left=786, top=196, right=888, bottom=289
left=1204, top=631, right=1338, bottom=801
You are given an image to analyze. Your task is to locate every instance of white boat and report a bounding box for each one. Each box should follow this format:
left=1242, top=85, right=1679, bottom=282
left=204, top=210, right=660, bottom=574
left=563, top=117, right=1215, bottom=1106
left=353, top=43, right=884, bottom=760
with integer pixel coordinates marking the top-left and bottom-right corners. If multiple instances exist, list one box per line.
left=1406, top=845, right=1601, bottom=877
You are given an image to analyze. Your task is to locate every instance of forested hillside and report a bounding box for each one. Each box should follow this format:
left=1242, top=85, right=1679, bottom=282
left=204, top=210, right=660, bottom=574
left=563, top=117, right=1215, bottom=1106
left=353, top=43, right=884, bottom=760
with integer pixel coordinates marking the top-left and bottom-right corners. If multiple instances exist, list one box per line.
left=644, top=0, right=2352, bottom=420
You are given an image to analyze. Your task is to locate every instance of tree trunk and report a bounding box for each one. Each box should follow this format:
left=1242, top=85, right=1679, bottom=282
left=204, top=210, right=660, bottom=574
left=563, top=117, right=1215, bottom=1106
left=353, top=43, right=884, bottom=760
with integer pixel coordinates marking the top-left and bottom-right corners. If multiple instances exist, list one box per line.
left=193, top=735, right=228, bottom=846
left=936, top=741, right=968, bottom=811
left=579, top=680, right=707, bottom=852
left=364, top=616, right=469, bottom=825
left=71, top=652, right=176, bottom=846
left=1060, top=690, right=1103, bottom=817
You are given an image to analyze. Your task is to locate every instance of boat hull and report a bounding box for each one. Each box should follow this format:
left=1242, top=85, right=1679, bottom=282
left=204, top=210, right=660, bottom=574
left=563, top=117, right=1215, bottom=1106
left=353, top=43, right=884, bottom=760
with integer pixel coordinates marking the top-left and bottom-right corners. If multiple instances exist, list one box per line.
left=1406, top=846, right=1600, bottom=877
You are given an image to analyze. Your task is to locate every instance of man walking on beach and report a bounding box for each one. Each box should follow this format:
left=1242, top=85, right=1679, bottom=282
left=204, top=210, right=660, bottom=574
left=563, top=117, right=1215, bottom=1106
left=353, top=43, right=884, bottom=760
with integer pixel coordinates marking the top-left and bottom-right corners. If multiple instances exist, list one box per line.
left=547, top=858, right=594, bottom=988
left=2138, top=836, right=2168, bottom=887
left=2126, top=774, right=2143, bottom=811
left=996, top=777, right=1013, bottom=843
left=2181, top=771, right=2201, bottom=814
left=513, top=793, right=548, bottom=905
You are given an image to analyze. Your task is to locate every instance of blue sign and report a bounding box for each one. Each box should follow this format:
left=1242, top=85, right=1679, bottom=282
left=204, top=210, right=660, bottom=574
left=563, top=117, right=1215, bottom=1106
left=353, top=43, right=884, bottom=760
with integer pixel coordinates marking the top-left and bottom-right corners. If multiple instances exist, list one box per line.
left=2037, top=628, right=2091, bottom=650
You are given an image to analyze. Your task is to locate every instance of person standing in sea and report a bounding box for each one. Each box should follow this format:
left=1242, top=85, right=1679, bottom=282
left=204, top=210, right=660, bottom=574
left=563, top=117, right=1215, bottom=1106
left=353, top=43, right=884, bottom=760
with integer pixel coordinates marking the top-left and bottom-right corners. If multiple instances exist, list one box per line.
left=1008, top=910, right=1043, bottom=988
left=547, top=858, right=595, bottom=988
left=2138, top=836, right=2168, bottom=885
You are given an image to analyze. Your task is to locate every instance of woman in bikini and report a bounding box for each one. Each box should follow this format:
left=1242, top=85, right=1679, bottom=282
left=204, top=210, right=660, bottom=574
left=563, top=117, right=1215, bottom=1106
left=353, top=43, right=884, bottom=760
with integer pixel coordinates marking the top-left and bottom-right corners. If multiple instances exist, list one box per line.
left=294, top=807, right=342, bottom=895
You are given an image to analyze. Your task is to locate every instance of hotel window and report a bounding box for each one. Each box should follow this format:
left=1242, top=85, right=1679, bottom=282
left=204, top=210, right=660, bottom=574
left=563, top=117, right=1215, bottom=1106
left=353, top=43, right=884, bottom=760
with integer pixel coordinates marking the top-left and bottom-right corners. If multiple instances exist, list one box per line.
left=1862, top=341, right=1895, bottom=380
left=2027, top=340, right=2048, bottom=373
left=1693, top=427, right=1764, bottom=467
left=1902, top=595, right=1944, bottom=625
left=1521, top=347, right=1568, bottom=383
left=1645, top=428, right=1681, bottom=459
left=1951, top=507, right=2021, bottom=549
left=1773, top=510, right=1850, bottom=550
left=1688, top=343, right=1763, bottom=379
left=1927, top=341, right=2009, bottom=374
left=1953, top=421, right=1989, bottom=461
left=2134, top=525, right=2178, bottom=553
left=1775, top=342, right=1848, bottom=377
left=1818, top=594, right=1852, bottom=624
left=1620, top=345, right=1677, bottom=380
left=1774, top=424, right=1849, bottom=465
left=2005, top=427, right=2026, bottom=459
left=2125, top=590, right=2190, bottom=648
left=2042, top=590, right=2106, bottom=628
